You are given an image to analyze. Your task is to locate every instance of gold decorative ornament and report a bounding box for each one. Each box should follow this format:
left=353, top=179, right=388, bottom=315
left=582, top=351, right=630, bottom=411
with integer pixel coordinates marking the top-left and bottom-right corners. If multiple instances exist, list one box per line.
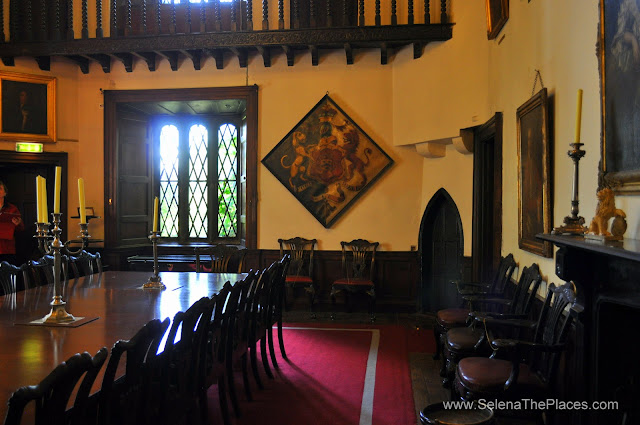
left=586, top=188, right=627, bottom=241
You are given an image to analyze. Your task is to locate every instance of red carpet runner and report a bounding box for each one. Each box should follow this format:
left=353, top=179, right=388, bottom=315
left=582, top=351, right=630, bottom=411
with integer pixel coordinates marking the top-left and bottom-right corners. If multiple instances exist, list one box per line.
left=207, top=324, right=435, bottom=425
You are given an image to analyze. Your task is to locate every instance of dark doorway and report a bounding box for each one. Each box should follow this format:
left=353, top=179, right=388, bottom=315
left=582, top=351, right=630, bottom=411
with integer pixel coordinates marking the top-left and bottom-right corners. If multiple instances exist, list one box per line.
left=0, top=151, right=68, bottom=266
left=472, top=113, right=503, bottom=283
left=419, top=188, right=463, bottom=312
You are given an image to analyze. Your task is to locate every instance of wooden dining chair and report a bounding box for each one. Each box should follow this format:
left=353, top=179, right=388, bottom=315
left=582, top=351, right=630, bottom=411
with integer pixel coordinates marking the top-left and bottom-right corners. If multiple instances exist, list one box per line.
left=205, top=282, right=233, bottom=425
left=23, top=254, right=69, bottom=289
left=99, top=318, right=170, bottom=425
left=278, top=237, right=317, bottom=316
left=453, top=282, right=582, bottom=422
left=4, top=348, right=108, bottom=425
left=330, top=239, right=379, bottom=322
left=0, top=261, right=24, bottom=296
left=68, top=250, right=103, bottom=278
left=194, top=245, right=247, bottom=273
left=443, top=263, right=543, bottom=387
left=433, top=254, right=517, bottom=362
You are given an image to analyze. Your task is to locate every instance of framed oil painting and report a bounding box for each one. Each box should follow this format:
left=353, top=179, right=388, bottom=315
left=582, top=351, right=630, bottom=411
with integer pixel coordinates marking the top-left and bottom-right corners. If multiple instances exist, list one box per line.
left=486, top=0, right=509, bottom=40
left=600, top=0, right=640, bottom=193
left=262, top=95, right=393, bottom=228
left=517, top=88, right=552, bottom=257
left=0, top=71, right=56, bottom=143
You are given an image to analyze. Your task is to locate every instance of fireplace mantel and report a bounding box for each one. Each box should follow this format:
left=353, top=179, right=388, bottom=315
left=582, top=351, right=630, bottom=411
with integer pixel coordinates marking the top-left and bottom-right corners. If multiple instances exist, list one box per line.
left=538, top=233, right=640, bottom=425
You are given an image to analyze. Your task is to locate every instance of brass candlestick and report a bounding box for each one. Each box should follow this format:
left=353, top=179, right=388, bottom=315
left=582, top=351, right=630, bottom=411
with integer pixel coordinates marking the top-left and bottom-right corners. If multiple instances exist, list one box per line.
left=553, top=142, right=588, bottom=235
left=143, top=231, right=165, bottom=290
left=36, top=213, right=92, bottom=324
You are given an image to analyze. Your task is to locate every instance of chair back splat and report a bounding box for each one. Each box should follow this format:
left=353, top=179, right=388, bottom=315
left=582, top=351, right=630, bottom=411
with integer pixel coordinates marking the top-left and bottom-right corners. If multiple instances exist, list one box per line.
left=5, top=348, right=108, bottom=425
left=194, top=245, right=247, bottom=273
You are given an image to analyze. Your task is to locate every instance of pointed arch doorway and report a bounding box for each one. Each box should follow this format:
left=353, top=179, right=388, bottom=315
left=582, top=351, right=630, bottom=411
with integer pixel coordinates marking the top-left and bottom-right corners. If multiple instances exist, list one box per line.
left=418, top=188, right=463, bottom=312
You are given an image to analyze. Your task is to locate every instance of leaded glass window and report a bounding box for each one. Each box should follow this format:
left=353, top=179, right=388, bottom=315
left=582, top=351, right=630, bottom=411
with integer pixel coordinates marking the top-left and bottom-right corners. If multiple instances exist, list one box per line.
left=157, top=119, right=240, bottom=243
left=218, top=123, right=238, bottom=237
left=159, top=124, right=179, bottom=238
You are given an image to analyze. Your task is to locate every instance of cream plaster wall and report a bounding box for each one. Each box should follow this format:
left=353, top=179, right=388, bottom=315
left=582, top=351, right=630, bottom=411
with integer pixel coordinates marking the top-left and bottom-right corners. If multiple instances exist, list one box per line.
left=0, top=48, right=424, bottom=252
left=488, top=0, right=611, bottom=286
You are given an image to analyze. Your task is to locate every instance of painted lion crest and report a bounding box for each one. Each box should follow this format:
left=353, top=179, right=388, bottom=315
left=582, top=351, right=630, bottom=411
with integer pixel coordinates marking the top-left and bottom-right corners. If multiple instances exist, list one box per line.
left=588, top=188, right=626, bottom=236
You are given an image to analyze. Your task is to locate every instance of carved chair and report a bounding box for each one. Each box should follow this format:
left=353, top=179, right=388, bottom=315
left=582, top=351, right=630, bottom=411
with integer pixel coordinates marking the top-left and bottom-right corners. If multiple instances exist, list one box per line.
left=99, top=318, right=171, bottom=425
left=330, top=239, right=379, bottom=322
left=204, top=282, right=233, bottom=425
left=453, top=281, right=582, bottom=422
left=443, top=263, right=543, bottom=388
left=0, top=261, right=24, bottom=296
left=433, top=254, right=517, bottom=362
left=23, top=254, right=69, bottom=289
left=278, top=237, right=317, bottom=316
left=194, top=245, right=247, bottom=273
left=68, top=250, right=103, bottom=278
left=4, top=348, right=108, bottom=425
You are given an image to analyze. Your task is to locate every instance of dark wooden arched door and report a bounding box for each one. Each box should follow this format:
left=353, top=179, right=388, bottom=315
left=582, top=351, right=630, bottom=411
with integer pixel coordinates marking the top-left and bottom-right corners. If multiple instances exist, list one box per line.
left=419, top=188, right=463, bottom=312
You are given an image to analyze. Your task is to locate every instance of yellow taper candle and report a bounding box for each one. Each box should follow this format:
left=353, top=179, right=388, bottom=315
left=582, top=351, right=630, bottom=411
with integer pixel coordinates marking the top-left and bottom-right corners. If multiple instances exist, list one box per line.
left=575, top=89, right=583, bottom=143
left=36, top=176, right=42, bottom=223
left=53, top=166, right=61, bottom=214
left=41, top=177, right=48, bottom=222
left=78, top=178, right=86, bottom=224
left=153, top=196, right=159, bottom=232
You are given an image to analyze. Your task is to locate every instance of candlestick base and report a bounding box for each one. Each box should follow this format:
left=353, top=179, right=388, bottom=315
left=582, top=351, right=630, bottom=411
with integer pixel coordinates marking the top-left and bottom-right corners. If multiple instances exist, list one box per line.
left=42, top=302, right=75, bottom=324
left=143, top=275, right=166, bottom=290
left=552, top=216, right=588, bottom=236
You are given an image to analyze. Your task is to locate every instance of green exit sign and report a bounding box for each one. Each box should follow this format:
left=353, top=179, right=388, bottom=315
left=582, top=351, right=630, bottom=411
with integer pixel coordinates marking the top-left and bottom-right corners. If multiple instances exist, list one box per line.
left=15, top=142, right=44, bottom=153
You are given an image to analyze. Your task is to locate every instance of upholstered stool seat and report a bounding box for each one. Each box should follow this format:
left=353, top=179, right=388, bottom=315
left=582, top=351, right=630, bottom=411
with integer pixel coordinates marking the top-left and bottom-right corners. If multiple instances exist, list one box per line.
left=445, top=326, right=485, bottom=353
left=436, top=307, right=470, bottom=328
left=456, top=357, right=545, bottom=396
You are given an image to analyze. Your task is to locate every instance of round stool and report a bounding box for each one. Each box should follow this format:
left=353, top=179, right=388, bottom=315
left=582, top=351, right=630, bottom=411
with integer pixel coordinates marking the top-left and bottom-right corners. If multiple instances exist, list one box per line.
left=420, top=402, right=494, bottom=425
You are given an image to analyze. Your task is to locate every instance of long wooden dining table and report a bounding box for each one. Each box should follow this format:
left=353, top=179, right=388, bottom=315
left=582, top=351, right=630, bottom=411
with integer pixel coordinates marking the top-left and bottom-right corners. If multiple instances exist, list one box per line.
left=0, top=270, right=247, bottom=421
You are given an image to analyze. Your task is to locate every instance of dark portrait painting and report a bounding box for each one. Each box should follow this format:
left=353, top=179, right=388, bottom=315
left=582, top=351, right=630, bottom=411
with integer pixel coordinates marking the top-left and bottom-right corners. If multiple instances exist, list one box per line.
left=517, top=88, right=552, bottom=257
left=262, top=95, right=393, bottom=228
left=600, top=0, right=640, bottom=191
left=0, top=72, right=56, bottom=143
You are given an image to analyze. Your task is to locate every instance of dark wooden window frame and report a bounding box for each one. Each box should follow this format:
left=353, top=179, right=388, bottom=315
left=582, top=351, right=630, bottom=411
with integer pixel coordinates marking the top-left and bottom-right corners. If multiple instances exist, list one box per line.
left=104, top=85, right=258, bottom=250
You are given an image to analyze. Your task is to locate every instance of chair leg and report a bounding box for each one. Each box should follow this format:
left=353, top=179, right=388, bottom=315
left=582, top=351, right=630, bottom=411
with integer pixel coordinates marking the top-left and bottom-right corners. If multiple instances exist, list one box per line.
left=330, top=291, right=337, bottom=320
left=268, top=324, right=279, bottom=369
left=226, top=356, right=241, bottom=417
left=250, top=340, right=264, bottom=389
left=241, top=352, right=252, bottom=401
left=308, top=286, right=316, bottom=319
left=260, top=336, right=274, bottom=379
left=218, top=378, right=231, bottom=425
left=277, top=317, right=287, bottom=360
left=369, top=293, right=376, bottom=323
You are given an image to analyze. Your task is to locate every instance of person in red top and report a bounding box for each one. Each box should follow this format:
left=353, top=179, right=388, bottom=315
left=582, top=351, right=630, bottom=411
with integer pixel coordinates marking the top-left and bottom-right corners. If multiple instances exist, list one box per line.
left=0, top=181, right=24, bottom=265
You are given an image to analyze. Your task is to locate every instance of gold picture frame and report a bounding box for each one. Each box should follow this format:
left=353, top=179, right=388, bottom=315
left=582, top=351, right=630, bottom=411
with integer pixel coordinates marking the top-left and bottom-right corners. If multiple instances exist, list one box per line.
left=599, top=0, right=640, bottom=193
left=517, top=88, right=553, bottom=257
left=0, top=71, right=56, bottom=143
left=486, top=0, right=509, bottom=40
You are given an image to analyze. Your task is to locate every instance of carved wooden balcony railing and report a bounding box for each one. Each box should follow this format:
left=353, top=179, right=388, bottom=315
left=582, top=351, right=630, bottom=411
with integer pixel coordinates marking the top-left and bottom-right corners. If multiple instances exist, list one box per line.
left=0, top=0, right=452, bottom=73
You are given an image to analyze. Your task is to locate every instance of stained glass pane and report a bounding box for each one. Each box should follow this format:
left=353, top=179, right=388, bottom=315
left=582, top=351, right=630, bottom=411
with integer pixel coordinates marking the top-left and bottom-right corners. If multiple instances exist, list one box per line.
left=189, top=124, right=208, bottom=238
left=218, top=123, right=237, bottom=237
left=159, top=125, right=179, bottom=237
